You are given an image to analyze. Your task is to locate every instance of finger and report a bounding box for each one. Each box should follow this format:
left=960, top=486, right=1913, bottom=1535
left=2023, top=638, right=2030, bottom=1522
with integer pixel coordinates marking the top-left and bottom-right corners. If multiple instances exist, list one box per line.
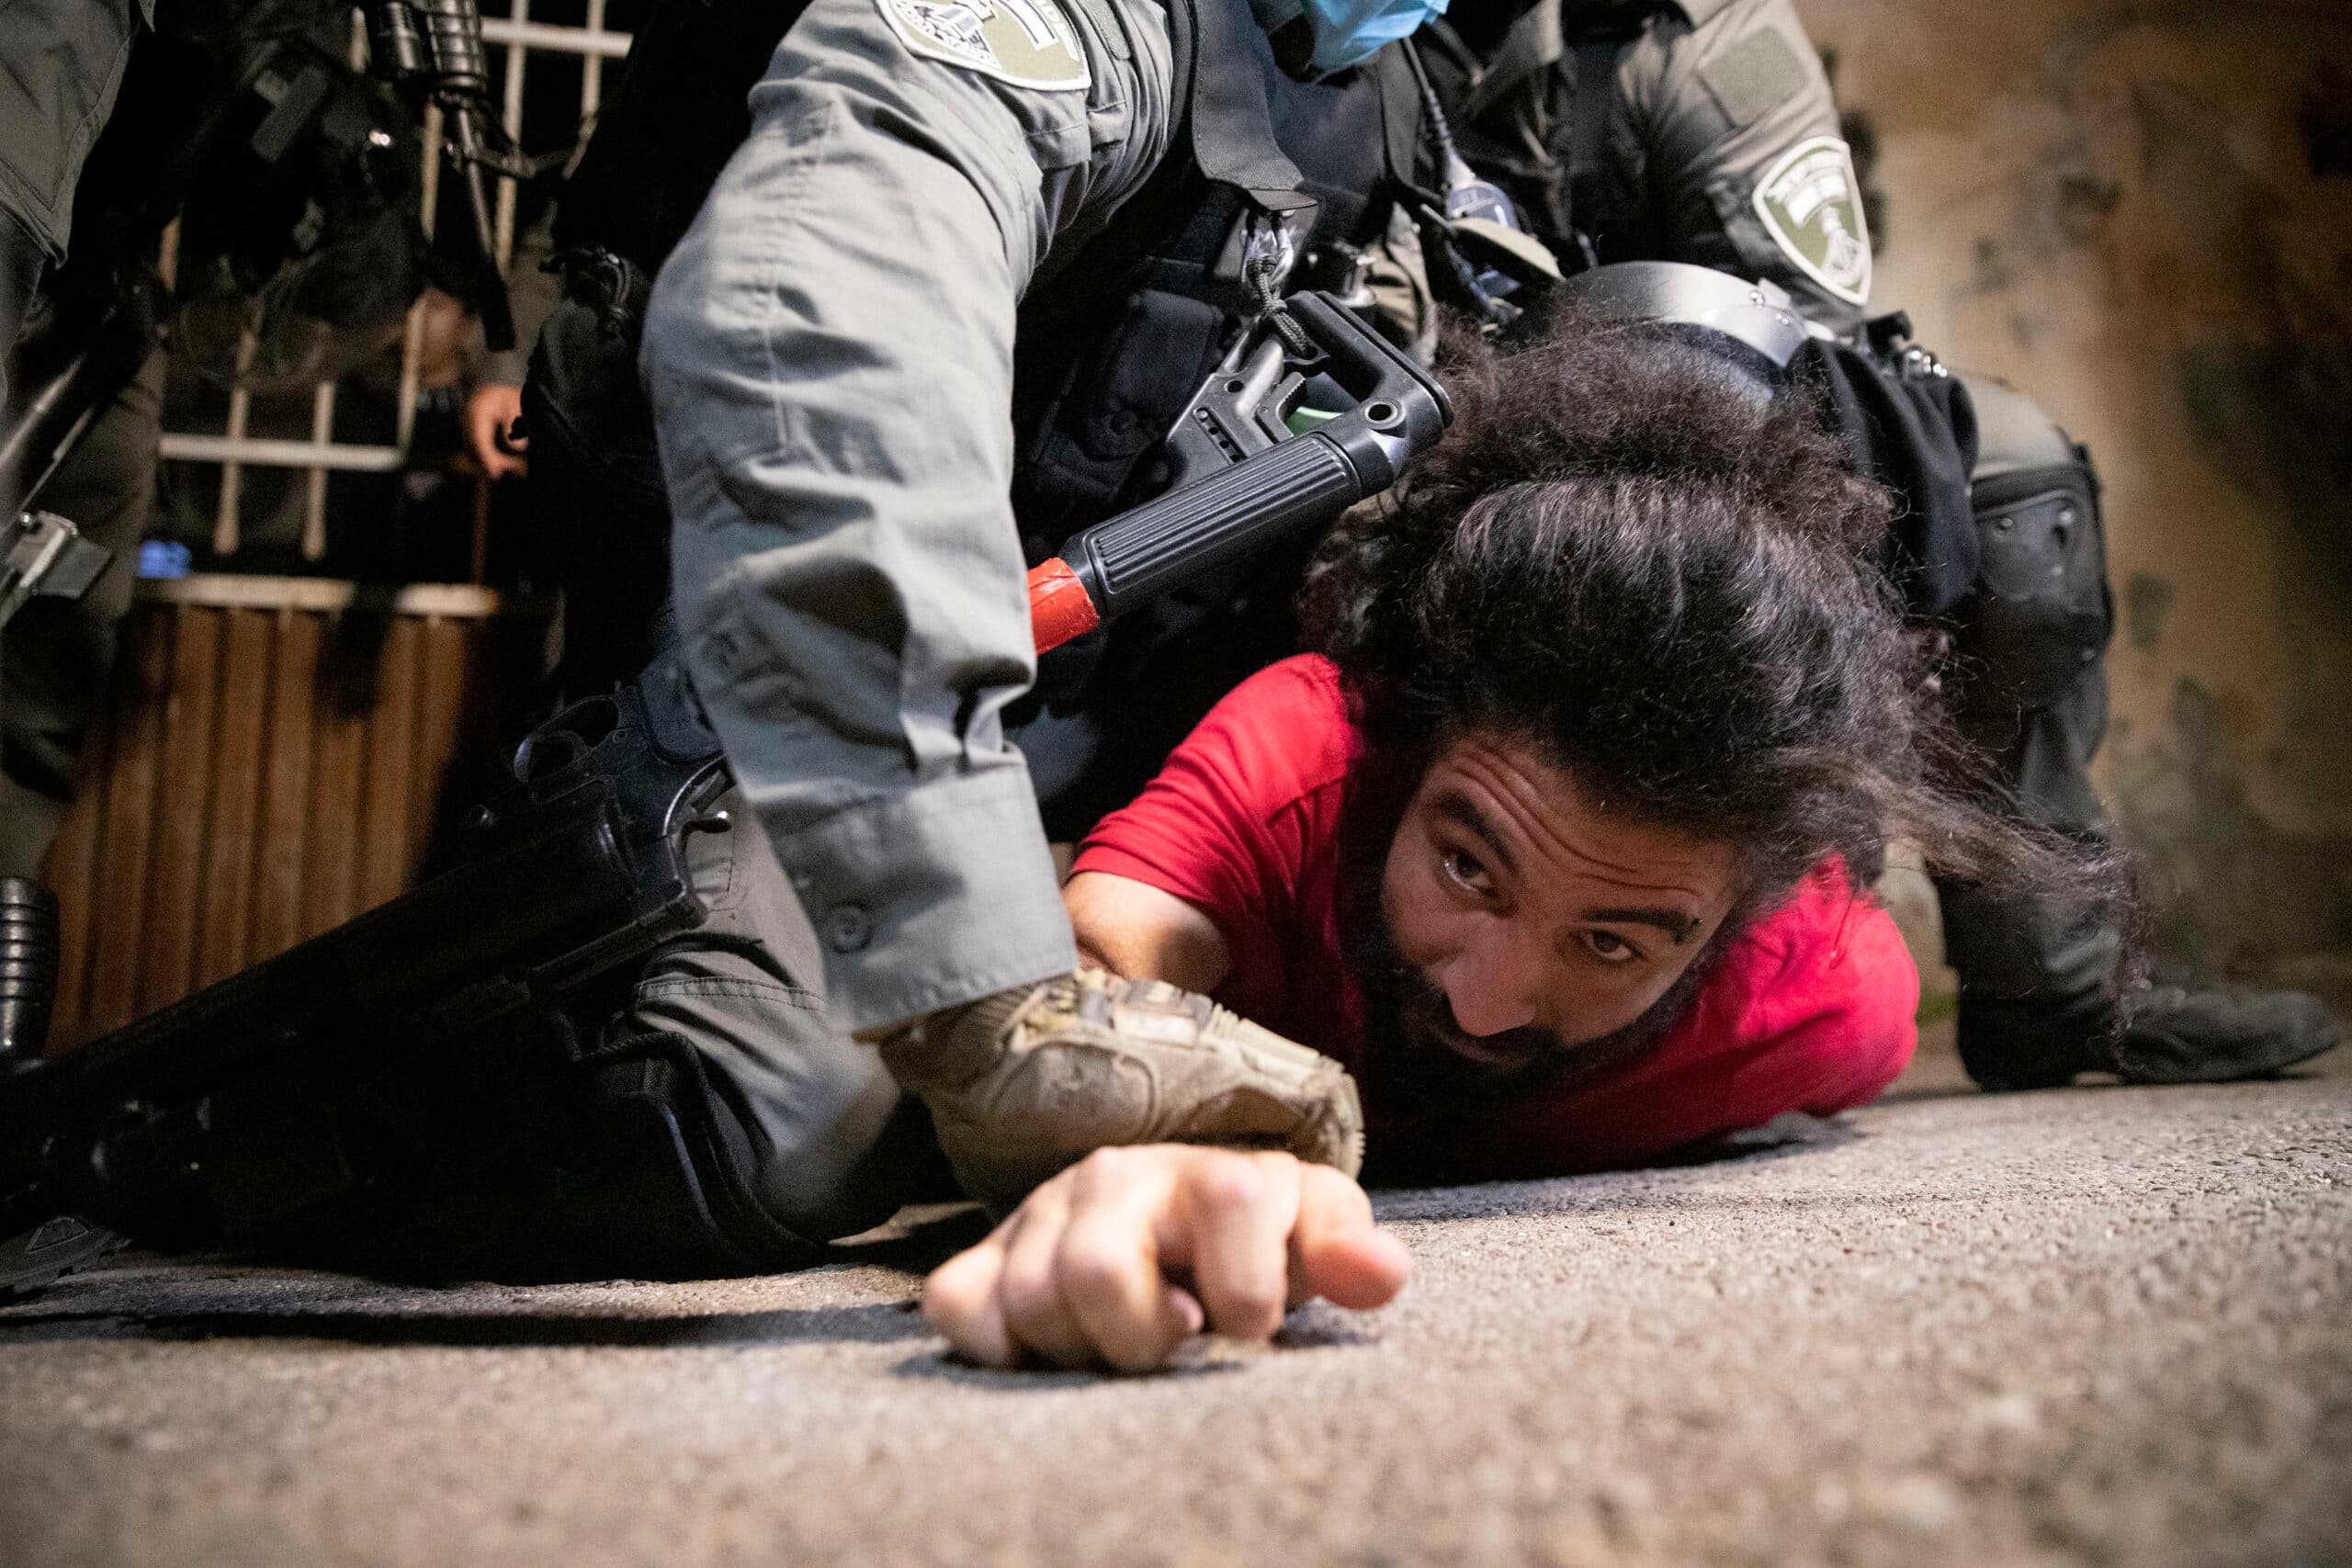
left=1289, top=1164, right=1412, bottom=1311
left=995, top=1176, right=1094, bottom=1368
left=1055, top=1149, right=1202, bottom=1372
left=1182, top=1150, right=1300, bottom=1342
left=468, top=426, right=519, bottom=479
left=466, top=423, right=502, bottom=475
left=922, top=1227, right=1016, bottom=1368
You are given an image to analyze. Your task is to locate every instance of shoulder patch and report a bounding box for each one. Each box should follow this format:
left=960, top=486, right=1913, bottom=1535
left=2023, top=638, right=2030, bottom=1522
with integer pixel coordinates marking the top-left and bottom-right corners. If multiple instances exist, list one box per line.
left=873, top=0, right=1092, bottom=91
left=1752, top=135, right=1871, bottom=306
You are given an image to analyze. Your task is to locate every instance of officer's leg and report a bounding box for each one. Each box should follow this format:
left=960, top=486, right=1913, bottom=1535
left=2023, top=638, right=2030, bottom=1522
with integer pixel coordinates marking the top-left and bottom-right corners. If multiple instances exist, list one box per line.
left=348, top=786, right=934, bottom=1283
left=1937, top=376, right=2337, bottom=1088
left=481, top=280, right=932, bottom=1274
left=597, top=784, right=934, bottom=1247
left=0, top=344, right=162, bottom=875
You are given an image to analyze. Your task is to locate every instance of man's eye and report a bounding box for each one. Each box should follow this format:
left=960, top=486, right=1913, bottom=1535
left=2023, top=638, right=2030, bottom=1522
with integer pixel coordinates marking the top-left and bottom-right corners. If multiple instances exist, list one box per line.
left=1441, top=847, right=1492, bottom=894
left=1584, top=931, right=1641, bottom=964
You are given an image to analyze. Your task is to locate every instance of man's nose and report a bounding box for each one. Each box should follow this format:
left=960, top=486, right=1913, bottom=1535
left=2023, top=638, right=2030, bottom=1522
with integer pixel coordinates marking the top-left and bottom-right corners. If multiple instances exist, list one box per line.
left=1439, top=925, right=1542, bottom=1039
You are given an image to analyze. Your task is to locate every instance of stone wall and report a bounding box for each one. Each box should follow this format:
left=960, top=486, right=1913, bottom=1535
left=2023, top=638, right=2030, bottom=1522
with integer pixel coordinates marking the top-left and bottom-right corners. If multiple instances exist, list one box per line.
left=1798, top=0, right=2352, bottom=985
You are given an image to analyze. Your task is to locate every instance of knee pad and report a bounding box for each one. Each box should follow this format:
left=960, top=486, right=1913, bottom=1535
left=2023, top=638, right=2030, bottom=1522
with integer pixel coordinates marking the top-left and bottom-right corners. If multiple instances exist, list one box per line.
left=1948, top=374, right=2112, bottom=716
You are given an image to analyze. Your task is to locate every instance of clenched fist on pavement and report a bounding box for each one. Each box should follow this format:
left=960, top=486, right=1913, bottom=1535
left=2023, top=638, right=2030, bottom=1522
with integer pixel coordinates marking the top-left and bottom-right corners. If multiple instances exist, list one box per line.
left=921, top=1145, right=1411, bottom=1372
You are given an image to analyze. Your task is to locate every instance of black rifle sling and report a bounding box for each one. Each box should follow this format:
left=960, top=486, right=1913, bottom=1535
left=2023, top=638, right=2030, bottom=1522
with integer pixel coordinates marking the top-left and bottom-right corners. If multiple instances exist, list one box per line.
left=1458, top=0, right=1563, bottom=124
left=1565, top=31, right=1631, bottom=243
left=1179, top=0, right=1316, bottom=219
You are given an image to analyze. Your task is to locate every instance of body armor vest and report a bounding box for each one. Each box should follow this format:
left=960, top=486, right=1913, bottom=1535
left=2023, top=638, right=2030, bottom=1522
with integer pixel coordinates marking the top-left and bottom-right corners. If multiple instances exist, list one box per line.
left=560, top=0, right=1416, bottom=561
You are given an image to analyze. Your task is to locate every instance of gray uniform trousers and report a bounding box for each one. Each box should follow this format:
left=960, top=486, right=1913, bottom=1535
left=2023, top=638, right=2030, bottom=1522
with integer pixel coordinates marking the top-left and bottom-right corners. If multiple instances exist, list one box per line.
left=540, top=0, right=1189, bottom=1235
left=628, top=780, right=935, bottom=1241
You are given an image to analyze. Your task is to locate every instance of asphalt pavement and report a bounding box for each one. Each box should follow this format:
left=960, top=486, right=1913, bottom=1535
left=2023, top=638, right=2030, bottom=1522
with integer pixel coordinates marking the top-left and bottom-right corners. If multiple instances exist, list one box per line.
left=3, top=1042, right=2346, bottom=1568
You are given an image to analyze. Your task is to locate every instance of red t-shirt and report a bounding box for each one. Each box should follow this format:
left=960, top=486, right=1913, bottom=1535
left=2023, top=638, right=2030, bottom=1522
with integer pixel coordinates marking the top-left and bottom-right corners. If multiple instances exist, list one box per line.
left=1073, top=655, right=1919, bottom=1179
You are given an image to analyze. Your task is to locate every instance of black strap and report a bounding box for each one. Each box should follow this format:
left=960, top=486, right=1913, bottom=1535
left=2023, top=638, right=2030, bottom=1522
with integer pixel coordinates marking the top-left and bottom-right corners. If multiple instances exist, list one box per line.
left=1461, top=0, right=1563, bottom=123
left=1793, top=333, right=1983, bottom=617
left=1182, top=0, right=1316, bottom=216
left=1374, top=43, right=1430, bottom=199
left=1564, top=34, right=1628, bottom=241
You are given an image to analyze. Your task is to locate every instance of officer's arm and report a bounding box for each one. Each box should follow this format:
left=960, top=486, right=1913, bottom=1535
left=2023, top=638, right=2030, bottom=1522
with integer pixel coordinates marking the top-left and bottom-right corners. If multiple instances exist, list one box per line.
left=640, top=0, right=1176, bottom=1032
left=1619, top=0, right=1872, bottom=327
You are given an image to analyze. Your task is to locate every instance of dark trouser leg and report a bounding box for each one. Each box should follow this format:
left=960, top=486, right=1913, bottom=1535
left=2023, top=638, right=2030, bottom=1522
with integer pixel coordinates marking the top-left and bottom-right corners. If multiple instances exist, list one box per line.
left=0, top=344, right=161, bottom=877
left=1937, top=377, right=2338, bottom=1087
left=604, top=783, right=932, bottom=1247
left=1939, top=668, right=2128, bottom=1088
left=351, top=788, right=933, bottom=1282
left=493, top=278, right=933, bottom=1272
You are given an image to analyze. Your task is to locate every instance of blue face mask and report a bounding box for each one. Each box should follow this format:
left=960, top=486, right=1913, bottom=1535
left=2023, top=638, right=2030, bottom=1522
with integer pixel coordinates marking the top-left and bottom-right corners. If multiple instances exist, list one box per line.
left=1255, top=0, right=1450, bottom=76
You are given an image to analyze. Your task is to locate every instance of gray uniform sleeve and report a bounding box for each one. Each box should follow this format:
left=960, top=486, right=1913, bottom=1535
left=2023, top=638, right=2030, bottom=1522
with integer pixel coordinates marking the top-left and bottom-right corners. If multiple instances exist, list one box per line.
left=1611, top=0, right=1871, bottom=327
left=640, top=0, right=1176, bottom=1032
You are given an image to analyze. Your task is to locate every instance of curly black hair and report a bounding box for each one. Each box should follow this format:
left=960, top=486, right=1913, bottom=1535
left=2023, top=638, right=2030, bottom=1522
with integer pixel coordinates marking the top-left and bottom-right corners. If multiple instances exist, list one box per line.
left=1301, top=311, right=2133, bottom=943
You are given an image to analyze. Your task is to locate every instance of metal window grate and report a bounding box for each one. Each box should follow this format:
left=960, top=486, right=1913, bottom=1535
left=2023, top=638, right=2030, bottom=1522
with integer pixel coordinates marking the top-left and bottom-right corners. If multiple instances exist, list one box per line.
left=155, top=2, right=635, bottom=572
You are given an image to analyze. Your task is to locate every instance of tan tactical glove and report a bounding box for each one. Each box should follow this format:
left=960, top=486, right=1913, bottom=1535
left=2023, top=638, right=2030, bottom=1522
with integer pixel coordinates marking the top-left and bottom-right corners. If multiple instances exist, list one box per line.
left=877, top=969, right=1364, bottom=1216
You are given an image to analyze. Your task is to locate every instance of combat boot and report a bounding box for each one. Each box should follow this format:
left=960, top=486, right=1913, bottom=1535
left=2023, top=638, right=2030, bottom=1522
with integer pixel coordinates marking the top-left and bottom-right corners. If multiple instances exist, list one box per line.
left=1959, top=981, right=2340, bottom=1092
left=1944, top=888, right=2342, bottom=1090
left=876, top=968, right=1364, bottom=1215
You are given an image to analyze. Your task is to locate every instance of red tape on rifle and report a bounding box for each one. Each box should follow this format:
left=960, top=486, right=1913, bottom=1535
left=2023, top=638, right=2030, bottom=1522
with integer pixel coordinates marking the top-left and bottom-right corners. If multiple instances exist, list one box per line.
left=1027, top=558, right=1101, bottom=653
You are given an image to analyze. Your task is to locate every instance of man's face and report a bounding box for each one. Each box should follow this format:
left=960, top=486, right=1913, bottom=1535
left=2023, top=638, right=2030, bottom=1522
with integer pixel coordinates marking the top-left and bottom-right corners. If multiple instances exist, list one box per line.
left=1374, top=733, right=1740, bottom=1084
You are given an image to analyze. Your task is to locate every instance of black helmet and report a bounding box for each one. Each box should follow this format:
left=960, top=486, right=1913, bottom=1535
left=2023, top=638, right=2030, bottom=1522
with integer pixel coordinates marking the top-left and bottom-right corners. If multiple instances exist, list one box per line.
left=1555, top=260, right=1817, bottom=400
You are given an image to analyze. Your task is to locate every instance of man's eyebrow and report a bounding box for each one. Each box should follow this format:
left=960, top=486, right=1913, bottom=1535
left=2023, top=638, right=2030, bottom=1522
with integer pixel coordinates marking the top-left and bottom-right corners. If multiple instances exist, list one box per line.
left=1430, top=789, right=1517, bottom=875
left=1584, top=906, right=1702, bottom=945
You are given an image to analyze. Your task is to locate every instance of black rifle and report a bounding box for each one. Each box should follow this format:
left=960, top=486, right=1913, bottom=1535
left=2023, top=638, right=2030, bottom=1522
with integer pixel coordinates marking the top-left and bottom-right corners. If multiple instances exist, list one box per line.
left=0, top=292, right=1448, bottom=1293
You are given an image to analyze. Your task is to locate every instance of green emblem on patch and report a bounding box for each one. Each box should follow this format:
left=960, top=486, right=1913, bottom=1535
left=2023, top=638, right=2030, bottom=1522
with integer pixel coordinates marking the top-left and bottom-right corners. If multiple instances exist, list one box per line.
left=1752, top=136, right=1872, bottom=307
left=875, top=0, right=1091, bottom=91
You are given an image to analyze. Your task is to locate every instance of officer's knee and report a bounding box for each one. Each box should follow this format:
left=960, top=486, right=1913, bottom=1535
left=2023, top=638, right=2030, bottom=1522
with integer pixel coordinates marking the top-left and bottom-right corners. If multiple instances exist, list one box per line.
left=752, top=1089, right=934, bottom=1243
left=1947, top=374, right=2112, bottom=718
